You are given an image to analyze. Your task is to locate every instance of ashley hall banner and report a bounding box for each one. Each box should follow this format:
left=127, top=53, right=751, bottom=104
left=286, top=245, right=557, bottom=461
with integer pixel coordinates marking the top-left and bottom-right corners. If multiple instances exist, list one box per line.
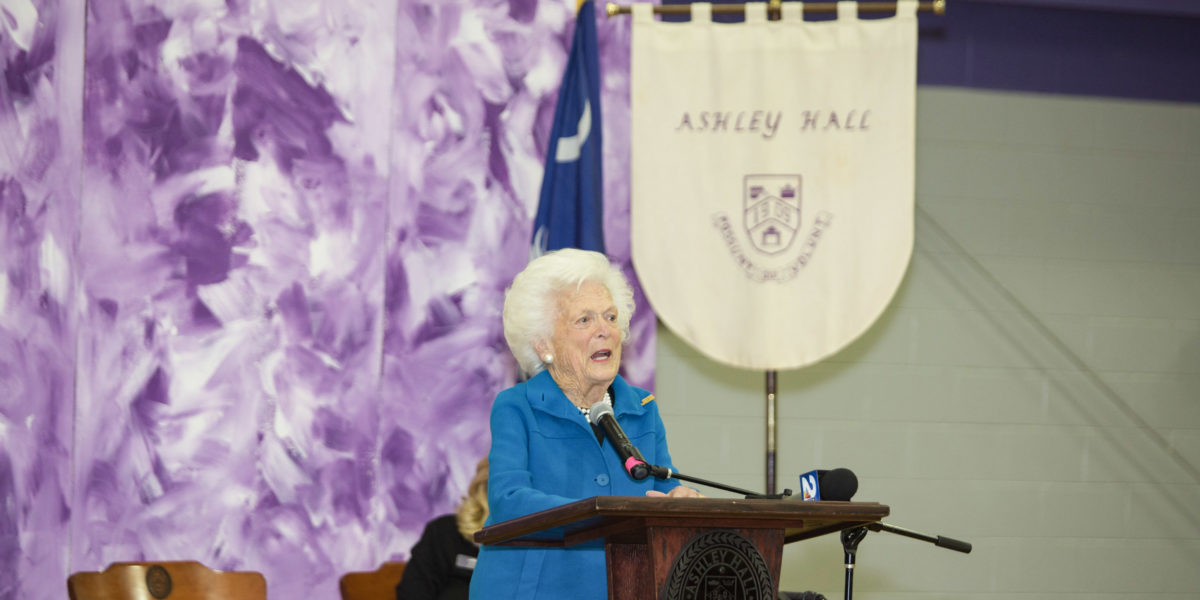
left=630, top=1, right=918, bottom=370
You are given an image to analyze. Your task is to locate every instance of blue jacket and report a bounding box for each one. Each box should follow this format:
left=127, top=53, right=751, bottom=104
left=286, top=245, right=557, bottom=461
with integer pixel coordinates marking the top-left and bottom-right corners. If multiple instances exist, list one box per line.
left=468, top=371, right=680, bottom=600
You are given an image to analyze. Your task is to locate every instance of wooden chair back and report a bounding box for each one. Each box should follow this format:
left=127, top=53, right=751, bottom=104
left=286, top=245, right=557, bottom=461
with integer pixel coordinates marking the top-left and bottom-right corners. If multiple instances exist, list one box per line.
left=338, top=562, right=406, bottom=600
left=67, top=561, right=266, bottom=600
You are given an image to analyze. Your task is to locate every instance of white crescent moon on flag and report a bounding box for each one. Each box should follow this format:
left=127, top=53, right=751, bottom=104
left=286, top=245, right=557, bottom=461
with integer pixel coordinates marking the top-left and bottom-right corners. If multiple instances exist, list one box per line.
left=555, top=99, right=592, bottom=163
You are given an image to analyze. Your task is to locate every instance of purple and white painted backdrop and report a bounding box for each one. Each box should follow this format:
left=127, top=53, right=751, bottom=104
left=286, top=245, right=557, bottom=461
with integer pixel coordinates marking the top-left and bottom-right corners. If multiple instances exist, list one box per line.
left=1, top=0, right=651, bottom=597
left=2, top=0, right=84, bottom=598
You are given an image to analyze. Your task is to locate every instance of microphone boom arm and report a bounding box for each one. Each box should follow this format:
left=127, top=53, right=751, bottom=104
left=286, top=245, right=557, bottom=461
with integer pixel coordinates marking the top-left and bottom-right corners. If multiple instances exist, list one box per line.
left=649, top=465, right=792, bottom=499
left=865, top=522, right=972, bottom=554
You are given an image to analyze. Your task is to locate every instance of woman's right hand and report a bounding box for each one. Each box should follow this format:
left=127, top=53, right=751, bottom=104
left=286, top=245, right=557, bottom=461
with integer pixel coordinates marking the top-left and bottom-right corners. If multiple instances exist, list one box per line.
left=646, top=486, right=703, bottom=498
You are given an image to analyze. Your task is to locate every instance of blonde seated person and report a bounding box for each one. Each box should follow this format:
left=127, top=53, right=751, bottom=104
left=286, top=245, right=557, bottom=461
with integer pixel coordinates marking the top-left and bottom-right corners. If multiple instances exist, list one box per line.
left=396, top=458, right=488, bottom=600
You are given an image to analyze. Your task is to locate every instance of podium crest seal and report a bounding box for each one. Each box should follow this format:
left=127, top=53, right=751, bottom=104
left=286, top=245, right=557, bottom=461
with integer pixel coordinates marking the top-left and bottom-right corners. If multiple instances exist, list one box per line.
left=663, top=529, right=774, bottom=600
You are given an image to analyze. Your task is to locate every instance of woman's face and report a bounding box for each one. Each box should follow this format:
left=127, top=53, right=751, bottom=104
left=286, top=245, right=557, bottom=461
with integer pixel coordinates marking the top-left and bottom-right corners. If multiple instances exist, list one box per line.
left=545, top=280, right=623, bottom=392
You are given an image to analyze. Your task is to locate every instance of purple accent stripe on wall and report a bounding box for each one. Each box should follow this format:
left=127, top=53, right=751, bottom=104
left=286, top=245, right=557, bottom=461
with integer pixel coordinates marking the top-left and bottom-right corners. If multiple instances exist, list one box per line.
left=917, top=1, right=1200, bottom=103
left=966, top=0, right=1200, bottom=18
left=666, top=0, right=1200, bottom=104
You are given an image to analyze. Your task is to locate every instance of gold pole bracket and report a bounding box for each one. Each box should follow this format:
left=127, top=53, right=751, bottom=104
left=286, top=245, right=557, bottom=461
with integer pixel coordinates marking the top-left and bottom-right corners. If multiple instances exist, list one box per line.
left=606, top=1, right=947, bottom=18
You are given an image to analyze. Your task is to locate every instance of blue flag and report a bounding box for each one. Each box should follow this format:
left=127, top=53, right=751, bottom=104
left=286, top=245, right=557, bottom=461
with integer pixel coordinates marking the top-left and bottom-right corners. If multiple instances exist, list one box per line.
left=532, top=0, right=604, bottom=257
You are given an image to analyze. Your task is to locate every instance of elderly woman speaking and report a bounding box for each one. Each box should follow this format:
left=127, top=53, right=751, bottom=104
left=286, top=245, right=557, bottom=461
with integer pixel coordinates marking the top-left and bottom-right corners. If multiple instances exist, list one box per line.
left=468, top=248, right=699, bottom=600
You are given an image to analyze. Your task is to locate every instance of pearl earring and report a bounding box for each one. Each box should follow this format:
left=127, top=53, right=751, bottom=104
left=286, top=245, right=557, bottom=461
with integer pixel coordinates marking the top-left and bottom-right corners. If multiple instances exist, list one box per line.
left=542, top=354, right=553, bottom=364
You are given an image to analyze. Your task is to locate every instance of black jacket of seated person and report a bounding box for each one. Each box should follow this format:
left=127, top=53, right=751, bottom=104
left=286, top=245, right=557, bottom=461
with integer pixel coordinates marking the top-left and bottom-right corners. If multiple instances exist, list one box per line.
left=396, top=514, right=479, bottom=600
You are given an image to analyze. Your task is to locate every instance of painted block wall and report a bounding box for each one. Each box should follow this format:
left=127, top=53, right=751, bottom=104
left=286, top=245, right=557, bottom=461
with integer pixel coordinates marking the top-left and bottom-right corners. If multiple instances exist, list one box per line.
left=655, top=86, right=1200, bottom=598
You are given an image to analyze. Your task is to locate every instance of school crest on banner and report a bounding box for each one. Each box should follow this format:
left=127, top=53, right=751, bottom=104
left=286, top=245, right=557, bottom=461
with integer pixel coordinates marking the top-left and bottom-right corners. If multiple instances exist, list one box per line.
left=744, top=174, right=802, bottom=256
left=631, top=2, right=918, bottom=370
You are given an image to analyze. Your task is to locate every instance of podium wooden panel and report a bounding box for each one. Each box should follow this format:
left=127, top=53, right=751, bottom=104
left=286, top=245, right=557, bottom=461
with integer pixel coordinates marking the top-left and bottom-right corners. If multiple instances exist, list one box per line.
left=476, top=496, right=888, bottom=600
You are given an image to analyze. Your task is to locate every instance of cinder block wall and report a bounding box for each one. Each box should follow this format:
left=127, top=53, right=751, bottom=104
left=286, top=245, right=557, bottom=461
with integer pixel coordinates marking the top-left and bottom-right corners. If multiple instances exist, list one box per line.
left=655, top=86, right=1200, bottom=599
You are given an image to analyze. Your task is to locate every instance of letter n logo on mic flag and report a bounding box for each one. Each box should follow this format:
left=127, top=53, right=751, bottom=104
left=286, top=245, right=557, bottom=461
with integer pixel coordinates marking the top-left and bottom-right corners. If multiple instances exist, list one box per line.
left=532, top=0, right=604, bottom=256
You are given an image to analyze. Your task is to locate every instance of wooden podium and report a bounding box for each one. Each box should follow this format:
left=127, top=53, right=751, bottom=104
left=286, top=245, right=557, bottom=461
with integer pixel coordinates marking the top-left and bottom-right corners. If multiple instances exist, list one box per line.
left=475, top=496, right=889, bottom=600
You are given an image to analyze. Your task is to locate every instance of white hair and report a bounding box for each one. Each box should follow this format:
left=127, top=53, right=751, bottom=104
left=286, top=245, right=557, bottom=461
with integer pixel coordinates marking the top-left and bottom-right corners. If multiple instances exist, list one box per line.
left=503, top=249, right=636, bottom=376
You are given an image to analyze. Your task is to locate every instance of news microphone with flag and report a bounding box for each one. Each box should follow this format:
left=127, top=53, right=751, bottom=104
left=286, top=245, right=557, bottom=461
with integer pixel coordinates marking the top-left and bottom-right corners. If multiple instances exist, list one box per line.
left=587, top=399, right=651, bottom=480
left=797, top=468, right=858, bottom=501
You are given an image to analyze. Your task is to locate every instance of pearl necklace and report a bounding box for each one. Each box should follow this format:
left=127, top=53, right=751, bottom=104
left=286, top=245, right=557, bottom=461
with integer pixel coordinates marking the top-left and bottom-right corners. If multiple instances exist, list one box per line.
left=576, top=392, right=611, bottom=418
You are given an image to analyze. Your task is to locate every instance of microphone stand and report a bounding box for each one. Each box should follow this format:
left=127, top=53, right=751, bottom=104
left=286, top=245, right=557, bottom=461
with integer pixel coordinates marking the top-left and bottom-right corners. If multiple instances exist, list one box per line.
left=840, top=521, right=971, bottom=600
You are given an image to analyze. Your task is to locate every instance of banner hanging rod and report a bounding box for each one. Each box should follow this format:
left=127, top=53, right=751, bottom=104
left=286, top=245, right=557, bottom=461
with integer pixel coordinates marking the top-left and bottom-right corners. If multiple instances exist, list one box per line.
left=605, top=0, right=947, bottom=17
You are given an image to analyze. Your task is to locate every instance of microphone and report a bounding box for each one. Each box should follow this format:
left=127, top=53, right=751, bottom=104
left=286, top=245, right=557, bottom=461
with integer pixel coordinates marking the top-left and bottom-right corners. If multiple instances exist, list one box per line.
left=797, top=468, right=858, bottom=501
left=587, top=399, right=651, bottom=480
